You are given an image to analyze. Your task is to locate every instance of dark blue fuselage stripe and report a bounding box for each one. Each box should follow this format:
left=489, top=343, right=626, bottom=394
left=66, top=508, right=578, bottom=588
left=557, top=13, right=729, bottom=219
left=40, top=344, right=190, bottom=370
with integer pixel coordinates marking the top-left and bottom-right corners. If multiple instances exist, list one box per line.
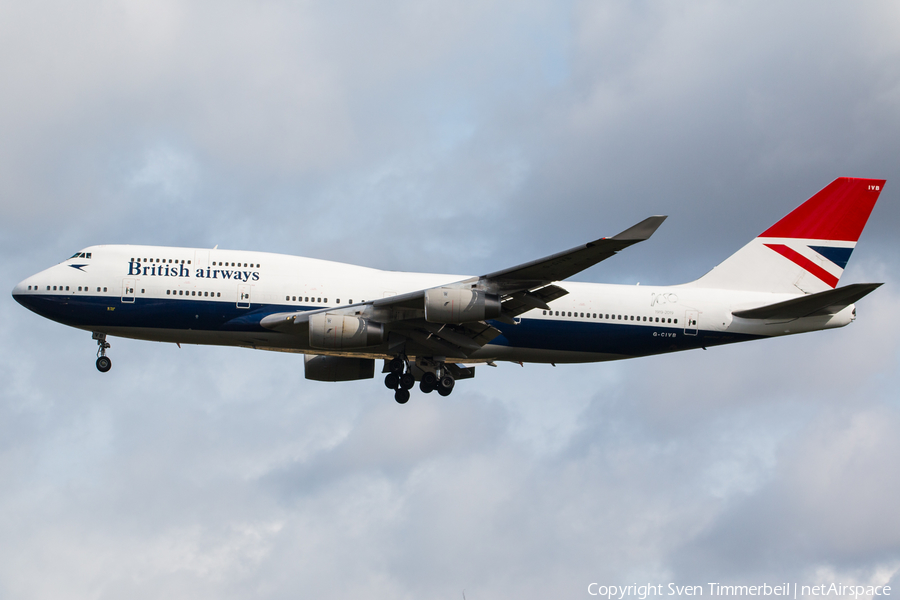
left=13, top=293, right=761, bottom=357
left=809, top=245, right=853, bottom=269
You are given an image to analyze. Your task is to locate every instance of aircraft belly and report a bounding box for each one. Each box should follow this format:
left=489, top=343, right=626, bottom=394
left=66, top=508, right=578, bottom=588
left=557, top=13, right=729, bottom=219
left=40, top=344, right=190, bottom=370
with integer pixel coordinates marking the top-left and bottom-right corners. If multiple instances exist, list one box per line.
left=96, top=326, right=300, bottom=350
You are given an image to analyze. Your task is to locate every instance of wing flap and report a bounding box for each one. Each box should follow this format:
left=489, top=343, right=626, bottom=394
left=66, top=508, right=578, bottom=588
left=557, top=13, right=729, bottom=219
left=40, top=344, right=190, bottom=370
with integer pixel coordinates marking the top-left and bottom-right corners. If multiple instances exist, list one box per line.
left=732, top=283, right=882, bottom=320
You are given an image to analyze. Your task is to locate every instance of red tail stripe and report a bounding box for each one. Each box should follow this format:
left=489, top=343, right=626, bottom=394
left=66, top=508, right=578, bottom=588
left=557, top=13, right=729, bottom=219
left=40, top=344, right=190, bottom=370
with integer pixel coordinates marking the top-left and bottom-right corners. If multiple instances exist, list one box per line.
left=764, top=244, right=839, bottom=288
left=760, top=177, right=884, bottom=241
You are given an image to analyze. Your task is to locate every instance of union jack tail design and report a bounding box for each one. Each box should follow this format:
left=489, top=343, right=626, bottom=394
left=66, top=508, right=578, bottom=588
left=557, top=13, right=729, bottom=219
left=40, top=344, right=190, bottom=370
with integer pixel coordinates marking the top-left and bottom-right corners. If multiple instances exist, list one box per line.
left=689, top=177, right=885, bottom=293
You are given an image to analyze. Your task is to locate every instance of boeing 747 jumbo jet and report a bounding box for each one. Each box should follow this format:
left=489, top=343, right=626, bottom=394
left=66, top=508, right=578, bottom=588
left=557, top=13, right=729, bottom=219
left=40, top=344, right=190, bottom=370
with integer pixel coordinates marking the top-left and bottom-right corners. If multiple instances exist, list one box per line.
left=12, top=177, right=885, bottom=403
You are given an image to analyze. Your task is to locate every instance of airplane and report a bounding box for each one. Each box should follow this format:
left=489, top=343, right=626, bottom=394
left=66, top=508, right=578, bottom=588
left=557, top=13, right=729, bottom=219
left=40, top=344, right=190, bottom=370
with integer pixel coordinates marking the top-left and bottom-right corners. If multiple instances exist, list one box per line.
left=12, top=177, right=885, bottom=404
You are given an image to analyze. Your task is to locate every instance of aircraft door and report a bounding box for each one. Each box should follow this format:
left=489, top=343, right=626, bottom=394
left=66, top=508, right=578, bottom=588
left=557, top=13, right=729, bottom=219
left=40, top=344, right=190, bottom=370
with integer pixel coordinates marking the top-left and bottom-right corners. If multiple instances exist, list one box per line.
left=122, top=279, right=135, bottom=303
left=684, top=310, right=699, bottom=336
left=237, top=284, right=251, bottom=309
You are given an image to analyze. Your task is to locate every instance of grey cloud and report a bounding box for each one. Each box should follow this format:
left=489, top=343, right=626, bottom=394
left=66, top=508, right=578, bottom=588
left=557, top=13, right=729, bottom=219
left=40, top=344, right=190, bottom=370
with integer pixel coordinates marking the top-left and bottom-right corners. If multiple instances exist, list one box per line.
left=2, top=1, right=900, bottom=598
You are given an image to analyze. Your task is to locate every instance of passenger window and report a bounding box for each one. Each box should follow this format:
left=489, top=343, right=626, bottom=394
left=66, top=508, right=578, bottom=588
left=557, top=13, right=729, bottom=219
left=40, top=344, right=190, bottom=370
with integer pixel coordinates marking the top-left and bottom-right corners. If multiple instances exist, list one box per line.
left=103, top=287, right=107, bottom=292
left=167, top=290, right=171, bottom=295
left=217, top=292, right=221, bottom=297
left=674, top=319, right=678, bottom=324
left=65, top=286, right=69, bottom=291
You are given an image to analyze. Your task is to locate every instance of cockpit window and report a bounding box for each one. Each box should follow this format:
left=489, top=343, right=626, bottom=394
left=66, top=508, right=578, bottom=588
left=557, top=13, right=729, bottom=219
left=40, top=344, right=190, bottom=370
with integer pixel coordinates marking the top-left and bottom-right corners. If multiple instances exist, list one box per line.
left=68, top=252, right=92, bottom=259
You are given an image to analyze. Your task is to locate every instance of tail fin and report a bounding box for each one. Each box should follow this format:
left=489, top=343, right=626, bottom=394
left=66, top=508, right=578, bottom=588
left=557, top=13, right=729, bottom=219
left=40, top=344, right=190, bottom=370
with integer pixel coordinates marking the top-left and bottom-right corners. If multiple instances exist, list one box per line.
left=689, top=177, right=885, bottom=293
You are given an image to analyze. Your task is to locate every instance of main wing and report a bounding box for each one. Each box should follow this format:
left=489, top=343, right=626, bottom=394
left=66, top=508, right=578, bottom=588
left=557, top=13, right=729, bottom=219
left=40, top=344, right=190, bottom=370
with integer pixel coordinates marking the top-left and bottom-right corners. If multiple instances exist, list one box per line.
left=261, top=215, right=667, bottom=357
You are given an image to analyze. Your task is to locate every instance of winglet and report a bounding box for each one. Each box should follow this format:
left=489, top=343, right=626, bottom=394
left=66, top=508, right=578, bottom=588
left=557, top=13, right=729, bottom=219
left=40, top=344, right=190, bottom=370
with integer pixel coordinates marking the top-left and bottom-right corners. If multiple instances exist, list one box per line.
left=610, top=215, right=668, bottom=242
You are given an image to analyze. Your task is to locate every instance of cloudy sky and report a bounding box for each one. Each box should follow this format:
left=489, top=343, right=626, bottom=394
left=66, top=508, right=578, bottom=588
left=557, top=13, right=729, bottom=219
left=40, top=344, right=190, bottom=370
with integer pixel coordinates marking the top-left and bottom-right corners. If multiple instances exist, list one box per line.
left=2, top=1, right=899, bottom=598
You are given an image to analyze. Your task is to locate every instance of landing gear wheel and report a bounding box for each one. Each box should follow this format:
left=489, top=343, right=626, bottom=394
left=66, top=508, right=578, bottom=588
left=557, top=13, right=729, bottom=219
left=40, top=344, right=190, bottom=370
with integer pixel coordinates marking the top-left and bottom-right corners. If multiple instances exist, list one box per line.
left=399, top=373, right=415, bottom=390
left=389, top=357, right=405, bottom=374
left=437, top=374, right=455, bottom=396
left=394, top=388, right=410, bottom=404
left=96, top=356, right=112, bottom=373
left=384, top=372, right=400, bottom=389
left=419, top=372, right=437, bottom=394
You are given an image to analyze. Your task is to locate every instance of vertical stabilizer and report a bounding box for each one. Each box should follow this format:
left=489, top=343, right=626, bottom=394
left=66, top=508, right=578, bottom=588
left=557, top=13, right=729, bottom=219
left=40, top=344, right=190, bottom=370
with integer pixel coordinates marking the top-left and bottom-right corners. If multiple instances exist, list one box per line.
left=688, top=177, right=885, bottom=293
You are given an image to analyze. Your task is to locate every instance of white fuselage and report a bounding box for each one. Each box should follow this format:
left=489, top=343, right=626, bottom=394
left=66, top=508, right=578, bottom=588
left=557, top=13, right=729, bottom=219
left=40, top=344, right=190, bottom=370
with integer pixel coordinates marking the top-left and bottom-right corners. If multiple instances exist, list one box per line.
left=12, top=244, right=854, bottom=365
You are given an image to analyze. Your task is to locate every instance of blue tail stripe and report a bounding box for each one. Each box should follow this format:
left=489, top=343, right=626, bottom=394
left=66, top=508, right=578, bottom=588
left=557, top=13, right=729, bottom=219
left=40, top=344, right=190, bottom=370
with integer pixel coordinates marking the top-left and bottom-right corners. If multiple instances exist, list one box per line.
left=809, top=245, right=853, bottom=269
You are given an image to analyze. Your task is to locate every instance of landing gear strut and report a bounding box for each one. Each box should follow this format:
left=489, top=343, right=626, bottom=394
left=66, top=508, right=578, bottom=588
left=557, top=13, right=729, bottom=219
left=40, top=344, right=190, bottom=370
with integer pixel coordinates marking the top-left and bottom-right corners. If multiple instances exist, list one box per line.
left=93, top=332, right=111, bottom=373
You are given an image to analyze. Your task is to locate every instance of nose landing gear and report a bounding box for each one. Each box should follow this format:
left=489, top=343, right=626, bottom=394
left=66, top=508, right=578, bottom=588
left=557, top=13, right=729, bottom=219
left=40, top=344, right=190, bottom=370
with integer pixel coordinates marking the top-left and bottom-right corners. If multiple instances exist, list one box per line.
left=93, top=332, right=112, bottom=373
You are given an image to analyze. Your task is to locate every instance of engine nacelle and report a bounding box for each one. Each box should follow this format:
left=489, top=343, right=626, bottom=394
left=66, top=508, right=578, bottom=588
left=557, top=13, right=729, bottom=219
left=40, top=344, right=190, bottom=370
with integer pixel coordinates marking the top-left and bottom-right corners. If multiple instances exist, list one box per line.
left=304, top=355, right=375, bottom=382
left=424, top=287, right=502, bottom=324
left=309, top=314, right=384, bottom=349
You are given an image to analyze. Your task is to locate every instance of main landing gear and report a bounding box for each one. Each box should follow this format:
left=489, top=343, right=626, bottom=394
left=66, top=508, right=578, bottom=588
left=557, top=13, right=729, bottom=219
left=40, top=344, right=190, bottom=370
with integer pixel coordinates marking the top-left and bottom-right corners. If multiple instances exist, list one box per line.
left=384, top=355, right=455, bottom=404
left=384, top=356, right=414, bottom=404
left=93, top=332, right=112, bottom=373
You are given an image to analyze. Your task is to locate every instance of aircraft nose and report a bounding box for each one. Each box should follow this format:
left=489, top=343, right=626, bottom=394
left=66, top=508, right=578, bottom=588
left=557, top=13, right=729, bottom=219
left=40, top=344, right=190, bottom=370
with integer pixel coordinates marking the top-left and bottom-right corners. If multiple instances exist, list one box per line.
left=12, top=277, right=37, bottom=310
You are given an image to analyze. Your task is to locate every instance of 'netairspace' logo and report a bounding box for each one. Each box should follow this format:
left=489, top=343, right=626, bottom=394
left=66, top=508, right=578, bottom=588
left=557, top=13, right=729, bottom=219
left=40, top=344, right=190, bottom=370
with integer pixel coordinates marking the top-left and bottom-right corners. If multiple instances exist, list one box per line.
left=126, top=262, right=260, bottom=282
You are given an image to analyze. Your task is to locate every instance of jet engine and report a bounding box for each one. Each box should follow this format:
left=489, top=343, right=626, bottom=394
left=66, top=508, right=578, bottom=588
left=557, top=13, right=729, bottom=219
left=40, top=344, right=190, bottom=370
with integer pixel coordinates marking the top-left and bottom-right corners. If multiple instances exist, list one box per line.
left=309, top=314, right=384, bottom=349
left=304, top=355, right=375, bottom=381
left=424, top=287, right=502, bottom=324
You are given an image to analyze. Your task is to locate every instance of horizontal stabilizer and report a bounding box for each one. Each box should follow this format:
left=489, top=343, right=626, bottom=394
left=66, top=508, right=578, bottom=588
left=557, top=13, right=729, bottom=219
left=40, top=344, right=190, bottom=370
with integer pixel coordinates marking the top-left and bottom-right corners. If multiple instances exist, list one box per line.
left=732, top=283, right=882, bottom=320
